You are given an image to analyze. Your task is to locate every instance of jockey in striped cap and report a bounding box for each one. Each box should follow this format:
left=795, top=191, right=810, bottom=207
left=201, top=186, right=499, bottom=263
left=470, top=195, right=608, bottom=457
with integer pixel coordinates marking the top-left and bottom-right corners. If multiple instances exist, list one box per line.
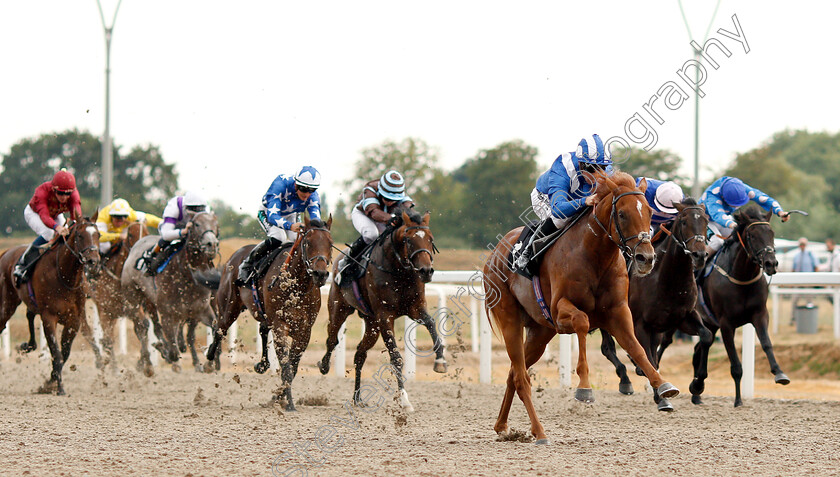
left=337, top=170, right=415, bottom=281
left=514, top=134, right=612, bottom=272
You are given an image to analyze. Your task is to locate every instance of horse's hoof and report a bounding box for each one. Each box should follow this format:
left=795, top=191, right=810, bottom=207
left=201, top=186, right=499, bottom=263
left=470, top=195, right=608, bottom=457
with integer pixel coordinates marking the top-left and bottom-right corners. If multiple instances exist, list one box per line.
left=19, top=342, right=35, bottom=353
left=574, top=388, right=595, bottom=403
left=433, top=358, right=448, bottom=374
left=618, top=382, right=635, bottom=395
left=775, top=373, right=791, bottom=385
left=534, top=438, right=550, bottom=445
left=285, top=404, right=297, bottom=412
left=254, top=361, right=269, bottom=374
left=143, top=365, right=154, bottom=378
left=657, top=398, right=674, bottom=412
left=201, top=362, right=216, bottom=374
left=691, top=395, right=703, bottom=405
left=214, top=360, right=221, bottom=371
left=657, top=382, right=679, bottom=399
left=399, top=389, right=415, bottom=412
left=317, top=359, right=330, bottom=375
left=734, top=400, right=743, bottom=408
left=171, top=363, right=181, bottom=373
left=95, top=360, right=105, bottom=370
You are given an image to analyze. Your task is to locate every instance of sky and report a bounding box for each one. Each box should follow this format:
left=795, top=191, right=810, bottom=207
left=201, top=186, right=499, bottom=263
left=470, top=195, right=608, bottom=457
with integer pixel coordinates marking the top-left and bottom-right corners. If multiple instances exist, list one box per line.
left=2, top=1, right=839, bottom=216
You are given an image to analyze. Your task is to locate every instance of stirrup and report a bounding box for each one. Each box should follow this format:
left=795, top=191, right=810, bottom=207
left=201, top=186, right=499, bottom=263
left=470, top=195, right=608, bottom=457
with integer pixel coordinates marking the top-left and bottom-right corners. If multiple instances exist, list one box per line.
left=515, top=250, right=532, bottom=270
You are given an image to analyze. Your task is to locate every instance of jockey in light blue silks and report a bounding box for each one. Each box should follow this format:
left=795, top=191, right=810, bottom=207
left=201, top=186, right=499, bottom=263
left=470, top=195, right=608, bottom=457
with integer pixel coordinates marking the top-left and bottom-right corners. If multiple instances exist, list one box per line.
left=514, top=134, right=613, bottom=271
left=636, top=177, right=685, bottom=232
left=698, top=176, right=790, bottom=257
left=236, top=166, right=322, bottom=285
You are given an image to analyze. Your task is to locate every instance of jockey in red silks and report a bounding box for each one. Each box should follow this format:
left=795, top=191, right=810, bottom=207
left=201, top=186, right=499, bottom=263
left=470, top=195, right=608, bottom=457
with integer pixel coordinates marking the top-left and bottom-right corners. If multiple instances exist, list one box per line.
left=13, top=169, right=82, bottom=285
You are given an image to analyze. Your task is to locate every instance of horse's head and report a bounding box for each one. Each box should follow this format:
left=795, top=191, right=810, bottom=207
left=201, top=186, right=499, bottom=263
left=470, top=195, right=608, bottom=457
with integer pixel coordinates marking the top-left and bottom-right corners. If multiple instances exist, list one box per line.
left=67, top=210, right=101, bottom=279
left=186, top=211, right=220, bottom=260
left=594, top=173, right=655, bottom=275
left=300, top=214, right=333, bottom=287
left=672, top=199, right=709, bottom=270
left=733, top=206, right=778, bottom=275
left=395, top=209, right=436, bottom=283
left=125, top=221, right=150, bottom=249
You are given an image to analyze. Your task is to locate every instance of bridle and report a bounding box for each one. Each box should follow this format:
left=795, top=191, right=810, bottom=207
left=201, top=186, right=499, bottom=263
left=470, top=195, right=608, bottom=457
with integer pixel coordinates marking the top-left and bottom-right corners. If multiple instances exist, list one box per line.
left=392, top=224, right=438, bottom=272
left=592, top=190, right=652, bottom=260
left=56, top=220, right=99, bottom=290
left=298, top=225, right=332, bottom=276
left=736, top=220, right=775, bottom=268
left=184, top=212, right=220, bottom=259
left=664, top=206, right=708, bottom=255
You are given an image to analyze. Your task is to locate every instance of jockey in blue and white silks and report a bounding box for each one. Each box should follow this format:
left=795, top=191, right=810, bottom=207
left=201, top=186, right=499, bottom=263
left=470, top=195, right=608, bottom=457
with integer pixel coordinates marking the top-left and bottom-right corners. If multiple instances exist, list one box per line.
left=699, top=176, right=789, bottom=254
left=515, top=134, right=612, bottom=271
left=636, top=177, right=684, bottom=228
left=237, top=166, right=322, bottom=285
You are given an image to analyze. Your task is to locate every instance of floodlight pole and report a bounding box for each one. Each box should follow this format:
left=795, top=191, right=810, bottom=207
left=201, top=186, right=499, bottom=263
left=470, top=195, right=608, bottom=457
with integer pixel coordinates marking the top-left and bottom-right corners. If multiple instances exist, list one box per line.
left=97, top=0, right=123, bottom=206
left=678, top=0, right=721, bottom=198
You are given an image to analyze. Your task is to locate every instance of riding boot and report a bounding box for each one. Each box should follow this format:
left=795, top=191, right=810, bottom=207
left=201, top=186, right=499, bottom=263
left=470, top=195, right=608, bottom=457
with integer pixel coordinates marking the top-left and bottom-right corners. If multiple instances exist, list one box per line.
left=236, top=238, right=279, bottom=286
left=338, top=236, right=368, bottom=280
left=144, top=243, right=167, bottom=276
left=13, top=244, right=41, bottom=287
left=515, top=219, right=558, bottom=271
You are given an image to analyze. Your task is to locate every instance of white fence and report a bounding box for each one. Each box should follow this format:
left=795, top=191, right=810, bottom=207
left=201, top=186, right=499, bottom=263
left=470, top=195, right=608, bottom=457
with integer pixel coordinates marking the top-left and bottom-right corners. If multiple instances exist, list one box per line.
left=3, top=271, right=838, bottom=401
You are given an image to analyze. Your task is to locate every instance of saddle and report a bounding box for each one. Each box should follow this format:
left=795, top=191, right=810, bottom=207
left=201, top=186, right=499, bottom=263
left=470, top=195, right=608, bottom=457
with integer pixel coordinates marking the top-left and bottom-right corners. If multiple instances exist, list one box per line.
left=135, top=240, right=184, bottom=275
left=253, top=242, right=293, bottom=283
left=508, top=209, right=588, bottom=280
left=336, top=242, right=376, bottom=288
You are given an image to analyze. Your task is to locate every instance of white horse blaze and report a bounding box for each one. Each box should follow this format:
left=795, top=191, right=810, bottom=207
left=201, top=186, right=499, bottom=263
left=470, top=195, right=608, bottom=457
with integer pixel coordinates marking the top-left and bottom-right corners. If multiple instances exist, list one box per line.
left=415, top=231, right=425, bottom=239
left=636, top=201, right=643, bottom=218
left=86, top=226, right=98, bottom=236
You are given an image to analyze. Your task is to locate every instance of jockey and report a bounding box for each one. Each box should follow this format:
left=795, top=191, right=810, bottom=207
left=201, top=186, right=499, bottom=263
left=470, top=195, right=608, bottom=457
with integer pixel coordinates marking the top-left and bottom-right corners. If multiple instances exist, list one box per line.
left=13, top=169, right=83, bottom=285
left=236, top=166, right=322, bottom=285
left=95, top=198, right=162, bottom=256
left=142, top=191, right=208, bottom=275
left=637, top=177, right=685, bottom=232
left=337, top=170, right=414, bottom=280
left=514, top=134, right=611, bottom=271
left=699, top=176, right=790, bottom=257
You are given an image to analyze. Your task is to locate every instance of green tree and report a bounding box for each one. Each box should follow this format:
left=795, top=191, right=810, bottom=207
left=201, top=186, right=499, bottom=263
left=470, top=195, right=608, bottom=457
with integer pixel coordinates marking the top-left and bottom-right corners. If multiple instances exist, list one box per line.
left=454, top=140, right=539, bottom=248
left=0, top=129, right=179, bottom=235
left=616, top=148, right=688, bottom=187
left=343, top=137, right=439, bottom=197
left=210, top=200, right=262, bottom=240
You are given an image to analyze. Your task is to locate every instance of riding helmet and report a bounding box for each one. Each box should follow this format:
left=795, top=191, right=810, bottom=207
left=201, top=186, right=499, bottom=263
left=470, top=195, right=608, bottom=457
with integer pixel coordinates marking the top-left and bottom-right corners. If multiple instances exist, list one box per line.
left=294, top=166, right=321, bottom=189
left=720, top=178, right=749, bottom=207
left=378, top=170, right=406, bottom=201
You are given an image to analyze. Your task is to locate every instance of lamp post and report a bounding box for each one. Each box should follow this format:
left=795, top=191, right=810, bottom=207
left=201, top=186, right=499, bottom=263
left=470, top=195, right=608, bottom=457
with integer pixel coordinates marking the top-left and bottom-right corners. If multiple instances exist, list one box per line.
left=96, top=0, right=123, bottom=206
left=678, top=0, right=721, bottom=198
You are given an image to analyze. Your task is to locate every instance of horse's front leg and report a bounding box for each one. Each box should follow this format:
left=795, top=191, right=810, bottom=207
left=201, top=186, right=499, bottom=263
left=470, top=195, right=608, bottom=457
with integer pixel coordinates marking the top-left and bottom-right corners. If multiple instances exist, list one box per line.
left=599, top=330, right=634, bottom=395
left=720, top=324, right=744, bottom=407
left=601, top=305, right=679, bottom=402
left=754, top=311, right=790, bottom=385
left=270, top=322, right=296, bottom=411
left=40, top=315, right=65, bottom=395
left=380, top=315, right=413, bottom=412
left=186, top=318, right=201, bottom=371
left=416, top=309, right=447, bottom=373
left=254, top=321, right=271, bottom=374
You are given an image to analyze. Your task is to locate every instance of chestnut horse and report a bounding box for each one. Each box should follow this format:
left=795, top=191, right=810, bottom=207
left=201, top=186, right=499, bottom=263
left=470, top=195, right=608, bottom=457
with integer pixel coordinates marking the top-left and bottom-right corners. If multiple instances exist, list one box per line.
left=207, top=215, right=333, bottom=410
left=680, top=206, right=789, bottom=407
left=599, top=198, right=711, bottom=411
left=484, top=172, right=679, bottom=444
left=0, top=214, right=101, bottom=395
left=318, top=209, right=443, bottom=412
left=121, top=211, right=220, bottom=376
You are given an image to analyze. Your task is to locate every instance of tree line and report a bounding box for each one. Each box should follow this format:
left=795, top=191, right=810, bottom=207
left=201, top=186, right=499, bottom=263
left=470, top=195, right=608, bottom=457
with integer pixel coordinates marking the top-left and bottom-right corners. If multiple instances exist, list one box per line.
left=1, top=129, right=836, bottom=248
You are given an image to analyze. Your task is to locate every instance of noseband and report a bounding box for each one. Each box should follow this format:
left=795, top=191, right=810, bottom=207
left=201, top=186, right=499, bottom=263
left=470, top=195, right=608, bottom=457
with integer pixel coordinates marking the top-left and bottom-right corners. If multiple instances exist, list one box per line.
left=593, top=190, right=652, bottom=260
left=392, top=225, right=438, bottom=272
left=668, top=206, right=708, bottom=255
left=299, top=226, right=332, bottom=276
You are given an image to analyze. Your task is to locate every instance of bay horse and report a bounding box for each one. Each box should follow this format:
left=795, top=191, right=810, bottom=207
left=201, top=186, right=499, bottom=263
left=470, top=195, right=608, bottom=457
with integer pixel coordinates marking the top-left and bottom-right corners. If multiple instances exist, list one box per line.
left=121, top=211, right=220, bottom=376
left=484, top=172, right=679, bottom=444
left=79, top=221, right=150, bottom=370
left=207, top=215, right=332, bottom=410
left=599, top=198, right=711, bottom=411
left=0, top=213, right=101, bottom=395
left=681, top=206, right=789, bottom=407
left=318, top=208, right=444, bottom=412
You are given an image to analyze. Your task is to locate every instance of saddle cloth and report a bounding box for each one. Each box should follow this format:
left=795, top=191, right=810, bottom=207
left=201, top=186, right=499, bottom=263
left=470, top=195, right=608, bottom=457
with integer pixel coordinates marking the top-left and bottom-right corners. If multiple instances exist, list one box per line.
left=507, top=208, right=588, bottom=280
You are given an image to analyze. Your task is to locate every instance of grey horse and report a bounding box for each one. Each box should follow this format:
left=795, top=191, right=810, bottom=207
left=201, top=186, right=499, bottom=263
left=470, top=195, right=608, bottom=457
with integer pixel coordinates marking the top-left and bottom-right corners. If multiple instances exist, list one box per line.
left=120, top=211, right=220, bottom=376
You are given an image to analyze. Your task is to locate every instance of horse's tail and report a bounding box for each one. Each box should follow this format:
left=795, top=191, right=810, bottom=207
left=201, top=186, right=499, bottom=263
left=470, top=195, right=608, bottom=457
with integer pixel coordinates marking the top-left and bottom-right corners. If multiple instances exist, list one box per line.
left=191, top=267, right=221, bottom=290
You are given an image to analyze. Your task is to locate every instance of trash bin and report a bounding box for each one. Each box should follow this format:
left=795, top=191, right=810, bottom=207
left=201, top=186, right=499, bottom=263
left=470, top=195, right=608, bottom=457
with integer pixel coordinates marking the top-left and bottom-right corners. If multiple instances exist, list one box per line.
left=795, top=304, right=818, bottom=334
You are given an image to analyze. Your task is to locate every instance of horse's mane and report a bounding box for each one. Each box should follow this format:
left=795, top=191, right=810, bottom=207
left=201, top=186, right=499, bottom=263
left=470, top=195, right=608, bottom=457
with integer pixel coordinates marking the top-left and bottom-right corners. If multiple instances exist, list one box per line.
left=723, top=205, right=765, bottom=245
left=404, top=208, right=423, bottom=225
left=680, top=197, right=698, bottom=207
left=609, top=170, right=637, bottom=190
left=309, top=218, right=326, bottom=228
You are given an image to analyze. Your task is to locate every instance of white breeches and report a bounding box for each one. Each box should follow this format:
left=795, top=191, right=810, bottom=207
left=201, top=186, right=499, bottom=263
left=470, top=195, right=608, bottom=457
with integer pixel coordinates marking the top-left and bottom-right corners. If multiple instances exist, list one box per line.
left=351, top=207, right=385, bottom=244
left=707, top=222, right=733, bottom=252
left=24, top=204, right=65, bottom=242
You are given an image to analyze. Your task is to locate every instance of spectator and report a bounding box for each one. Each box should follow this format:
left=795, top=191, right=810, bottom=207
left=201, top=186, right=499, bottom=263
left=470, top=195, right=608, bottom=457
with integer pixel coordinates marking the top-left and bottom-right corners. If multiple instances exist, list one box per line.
left=792, top=237, right=817, bottom=319
left=817, top=238, right=840, bottom=272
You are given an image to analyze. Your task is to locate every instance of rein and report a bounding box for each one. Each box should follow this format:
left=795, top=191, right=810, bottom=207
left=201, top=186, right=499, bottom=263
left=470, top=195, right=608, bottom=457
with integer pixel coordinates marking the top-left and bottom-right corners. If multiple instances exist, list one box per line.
left=592, top=190, right=651, bottom=261
left=55, top=223, right=98, bottom=290
left=714, top=220, right=773, bottom=286
left=297, top=226, right=332, bottom=276
left=659, top=206, right=708, bottom=255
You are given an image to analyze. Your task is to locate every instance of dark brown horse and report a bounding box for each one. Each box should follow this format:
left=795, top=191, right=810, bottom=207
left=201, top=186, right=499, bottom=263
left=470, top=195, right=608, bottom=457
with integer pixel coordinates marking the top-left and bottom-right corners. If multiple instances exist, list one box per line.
left=318, top=209, right=444, bottom=412
left=484, top=172, right=679, bottom=444
left=0, top=214, right=101, bottom=395
left=79, top=221, right=150, bottom=370
left=600, top=198, right=710, bottom=411
left=679, top=206, right=789, bottom=407
left=121, top=211, right=220, bottom=376
left=207, top=215, right=332, bottom=410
